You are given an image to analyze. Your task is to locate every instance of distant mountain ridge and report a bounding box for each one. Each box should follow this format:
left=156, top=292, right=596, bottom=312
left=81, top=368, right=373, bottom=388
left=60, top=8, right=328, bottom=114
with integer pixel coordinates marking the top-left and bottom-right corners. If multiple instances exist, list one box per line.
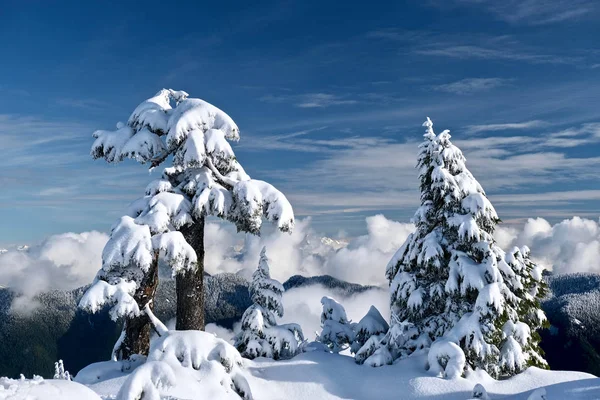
left=0, top=273, right=365, bottom=378
left=540, top=273, right=600, bottom=375
left=0, top=272, right=599, bottom=378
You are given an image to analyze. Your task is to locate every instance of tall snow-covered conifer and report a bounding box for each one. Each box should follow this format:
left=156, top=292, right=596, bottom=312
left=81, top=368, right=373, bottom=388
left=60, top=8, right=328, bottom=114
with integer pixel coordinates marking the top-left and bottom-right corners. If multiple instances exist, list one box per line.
left=88, top=89, right=294, bottom=333
left=386, top=118, right=547, bottom=377
left=234, top=247, right=303, bottom=360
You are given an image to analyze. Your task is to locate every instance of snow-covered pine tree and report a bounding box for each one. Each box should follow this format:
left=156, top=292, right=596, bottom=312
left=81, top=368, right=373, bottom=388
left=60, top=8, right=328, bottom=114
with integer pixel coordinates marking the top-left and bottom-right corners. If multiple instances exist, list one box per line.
left=90, top=89, right=294, bottom=331
left=234, top=247, right=304, bottom=360
left=386, top=117, right=544, bottom=377
left=317, top=296, right=354, bottom=353
left=354, top=314, right=425, bottom=366
left=350, top=306, right=389, bottom=354
left=501, top=246, right=549, bottom=373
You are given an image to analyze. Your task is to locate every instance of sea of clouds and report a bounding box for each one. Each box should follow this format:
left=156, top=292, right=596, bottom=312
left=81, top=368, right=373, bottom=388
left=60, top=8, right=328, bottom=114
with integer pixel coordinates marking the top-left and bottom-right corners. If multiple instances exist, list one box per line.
left=1, top=215, right=600, bottom=324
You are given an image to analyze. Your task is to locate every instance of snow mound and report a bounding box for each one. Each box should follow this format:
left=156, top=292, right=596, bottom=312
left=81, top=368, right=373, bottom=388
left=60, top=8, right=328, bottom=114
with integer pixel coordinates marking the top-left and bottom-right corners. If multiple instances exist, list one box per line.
left=75, top=330, right=253, bottom=400
left=116, top=361, right=176, bottom=400
left=0, top=376, right=102, bottom=400
left=147, top=330, right=253, bottom=399
left=428, top=339, right=466, bottom=379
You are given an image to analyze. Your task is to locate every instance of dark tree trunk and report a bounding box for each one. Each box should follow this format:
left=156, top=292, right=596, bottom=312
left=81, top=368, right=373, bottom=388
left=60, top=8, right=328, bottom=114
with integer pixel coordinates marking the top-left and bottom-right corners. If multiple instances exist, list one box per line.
left=114, top=253, right=159, bottom=360
left=176, top=216, right=205, bottom=331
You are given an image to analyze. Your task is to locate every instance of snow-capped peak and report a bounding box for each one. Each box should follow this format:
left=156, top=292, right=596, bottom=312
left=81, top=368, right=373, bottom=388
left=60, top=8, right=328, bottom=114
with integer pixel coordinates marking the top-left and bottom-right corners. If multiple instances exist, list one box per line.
left=320, top=237, right=349, bottom=251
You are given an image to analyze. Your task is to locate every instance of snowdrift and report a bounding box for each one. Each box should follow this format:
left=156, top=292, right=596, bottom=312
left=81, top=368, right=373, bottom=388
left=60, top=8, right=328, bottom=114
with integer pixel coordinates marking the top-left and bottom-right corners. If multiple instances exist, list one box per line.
left=4, top=349, right=598, bottom=399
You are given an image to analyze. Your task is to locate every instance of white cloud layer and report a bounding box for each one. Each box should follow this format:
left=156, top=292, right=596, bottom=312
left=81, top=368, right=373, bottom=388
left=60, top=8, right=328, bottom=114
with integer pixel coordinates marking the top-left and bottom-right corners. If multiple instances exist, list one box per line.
left=0, top=215, right=411, bottom=313
left=4, top=214, right=600, bottom=316
left=496, top=216, right=600, bottom=275
left=279, top=285, right=389, bottom=342
left=203, top=214, right=414, bottom=286
left=0, top=231, right=108, bottom=313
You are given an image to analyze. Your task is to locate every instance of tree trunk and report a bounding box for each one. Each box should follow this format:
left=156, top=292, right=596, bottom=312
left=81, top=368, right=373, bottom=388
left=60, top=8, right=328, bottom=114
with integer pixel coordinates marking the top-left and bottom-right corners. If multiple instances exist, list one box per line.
left=113, top=253, right=159, bottom=360
left=176, top=216, right=205, bottom=331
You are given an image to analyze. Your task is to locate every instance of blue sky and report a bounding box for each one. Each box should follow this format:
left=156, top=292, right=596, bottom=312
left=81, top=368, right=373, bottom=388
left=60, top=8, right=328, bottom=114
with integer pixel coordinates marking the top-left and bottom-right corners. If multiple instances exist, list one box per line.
left=1, top=0, right=600, bottom=246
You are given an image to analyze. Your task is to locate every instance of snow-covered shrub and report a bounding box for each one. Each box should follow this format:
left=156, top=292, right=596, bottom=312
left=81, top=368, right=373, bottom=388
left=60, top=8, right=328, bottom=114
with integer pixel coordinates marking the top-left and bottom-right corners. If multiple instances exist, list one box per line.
left=317, top=296, right=354, bottom=353
left=386, top=117, right=547, bottom=377
left=355, top=318, right=425, bottom=366
left=53, top=360, right=71, bottom=381
left=235, top=248, right=304, bottom=360
left=350, top=305, right=389, bottom=354
left=149, top=330, right=252, bottom=399
left=116, top=361, right=176, bottom=400
left=470, top=383, right=489, bottom=400
left=363, top=344, right=393, bottom=367
left=427, top=339, right=466, bottom=379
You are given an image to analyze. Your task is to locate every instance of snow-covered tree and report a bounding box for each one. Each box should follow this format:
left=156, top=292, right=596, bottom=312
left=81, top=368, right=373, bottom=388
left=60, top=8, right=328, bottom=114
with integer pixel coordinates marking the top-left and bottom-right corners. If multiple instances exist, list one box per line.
left=355, top=315, right=427, bottom=366
left=90, top=89, right=294, bottom=332
left=503, top=246, right=549, bottom=371
left=350, top=306, right=389, bottom=354
left=317, top=296, right=354, bottom=353
left=53, top=360, right=71, bottom=381
left=234, top=247, right=304, bottom=360
left=386, top=117, right=546, bottom=377
left=79, top=211, right=197, bottom=359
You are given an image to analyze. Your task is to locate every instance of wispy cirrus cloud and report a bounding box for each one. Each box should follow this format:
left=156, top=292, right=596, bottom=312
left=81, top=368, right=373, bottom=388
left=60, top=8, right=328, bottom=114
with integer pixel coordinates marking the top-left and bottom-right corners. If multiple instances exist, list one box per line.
left=296, top=93, right=358, bottom=108
left=0, top=114, right=89, bottom=150
left=55, top=97, right=110, bottom=110
left=449, top=0, right=598, bottom=25
left=366, top=28, right=582, bottom=65
left=261, top=120, right=600, bottom=221
left=544, top=123, right=600, bottom=147
left=415, top=44, right=580, bottom=64
left=433, top=77, right=511, bottom=94
left=464, top=120, right=548, bottom=134
left=258, top=90, right=406, bottom=109
left=260, top=92, right=358, bottom=108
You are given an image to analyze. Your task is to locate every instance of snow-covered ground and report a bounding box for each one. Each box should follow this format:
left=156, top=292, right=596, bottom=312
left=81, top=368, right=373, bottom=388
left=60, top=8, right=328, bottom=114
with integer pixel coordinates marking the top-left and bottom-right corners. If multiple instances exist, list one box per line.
left=3, top=349, right=597, bottom=400
left=249, top=352, right=598, bottom=400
